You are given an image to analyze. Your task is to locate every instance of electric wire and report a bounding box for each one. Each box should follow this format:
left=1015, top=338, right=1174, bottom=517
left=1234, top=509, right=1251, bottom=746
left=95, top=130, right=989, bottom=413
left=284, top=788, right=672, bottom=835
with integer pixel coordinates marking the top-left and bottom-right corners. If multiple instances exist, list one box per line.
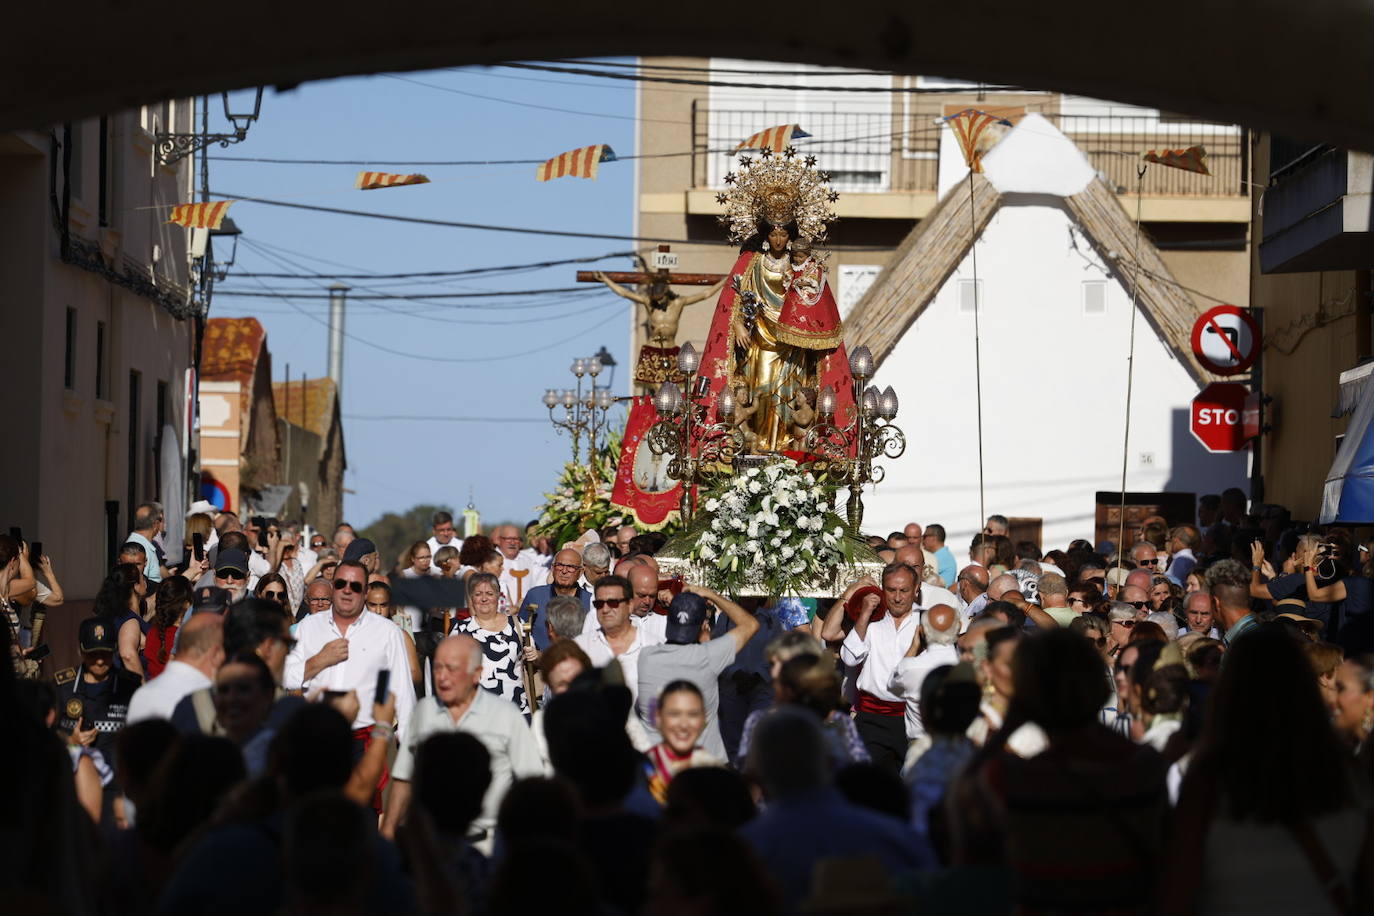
left=498, top=61, right=1017, bottom=94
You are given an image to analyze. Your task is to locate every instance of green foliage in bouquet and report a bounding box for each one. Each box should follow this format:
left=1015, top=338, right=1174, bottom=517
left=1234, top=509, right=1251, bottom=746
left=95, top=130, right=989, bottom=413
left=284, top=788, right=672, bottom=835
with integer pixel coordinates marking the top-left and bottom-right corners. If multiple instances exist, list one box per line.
left=534, top=428, right=626, bottom=548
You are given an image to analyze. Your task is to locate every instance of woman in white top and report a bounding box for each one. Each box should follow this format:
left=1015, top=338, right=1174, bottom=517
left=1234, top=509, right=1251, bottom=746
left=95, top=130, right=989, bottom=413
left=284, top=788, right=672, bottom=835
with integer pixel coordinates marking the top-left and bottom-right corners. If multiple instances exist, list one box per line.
left=1162, top=626, right=1372, bottom=914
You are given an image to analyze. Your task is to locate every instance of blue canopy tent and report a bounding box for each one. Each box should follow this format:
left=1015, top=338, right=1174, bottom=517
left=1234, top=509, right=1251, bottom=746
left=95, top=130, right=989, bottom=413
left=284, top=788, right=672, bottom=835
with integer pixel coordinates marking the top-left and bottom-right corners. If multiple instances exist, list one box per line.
left=1321, top=370, right=1374, bottom=524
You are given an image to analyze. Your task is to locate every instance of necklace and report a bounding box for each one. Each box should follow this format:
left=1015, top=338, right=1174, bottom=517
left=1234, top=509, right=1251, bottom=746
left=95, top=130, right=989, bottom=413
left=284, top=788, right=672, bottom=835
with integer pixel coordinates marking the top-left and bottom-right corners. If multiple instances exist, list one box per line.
left=762, top=250, right=789, bottom=273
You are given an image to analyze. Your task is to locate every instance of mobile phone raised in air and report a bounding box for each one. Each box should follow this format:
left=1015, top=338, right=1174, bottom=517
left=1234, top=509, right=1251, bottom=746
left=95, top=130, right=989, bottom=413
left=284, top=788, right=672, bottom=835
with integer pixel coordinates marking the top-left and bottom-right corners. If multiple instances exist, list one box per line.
left=375, top=669, right=391, bottom=706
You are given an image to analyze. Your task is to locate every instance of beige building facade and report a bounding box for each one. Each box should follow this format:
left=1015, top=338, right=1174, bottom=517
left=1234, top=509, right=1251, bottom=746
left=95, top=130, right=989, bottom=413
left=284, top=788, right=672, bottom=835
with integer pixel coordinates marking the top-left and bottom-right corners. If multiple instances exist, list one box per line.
left=0, top=106, right=197, bottom=604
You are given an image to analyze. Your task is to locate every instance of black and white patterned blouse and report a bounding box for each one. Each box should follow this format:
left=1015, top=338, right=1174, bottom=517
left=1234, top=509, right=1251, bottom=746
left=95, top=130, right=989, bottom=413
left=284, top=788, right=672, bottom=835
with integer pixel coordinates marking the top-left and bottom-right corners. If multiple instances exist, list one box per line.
left=454, top=615, right=529, bottom=714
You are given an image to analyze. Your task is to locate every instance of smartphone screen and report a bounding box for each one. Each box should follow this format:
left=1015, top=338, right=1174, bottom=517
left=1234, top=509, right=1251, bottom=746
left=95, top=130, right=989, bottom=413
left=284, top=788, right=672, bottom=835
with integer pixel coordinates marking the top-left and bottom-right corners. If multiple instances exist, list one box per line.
left=30, top=541, right=42, bottom=566
left=27, top=644, right=51, bottom=662
left=193, top=533, right=205, bottom=561
left=374, top=669, right=391, bottom=706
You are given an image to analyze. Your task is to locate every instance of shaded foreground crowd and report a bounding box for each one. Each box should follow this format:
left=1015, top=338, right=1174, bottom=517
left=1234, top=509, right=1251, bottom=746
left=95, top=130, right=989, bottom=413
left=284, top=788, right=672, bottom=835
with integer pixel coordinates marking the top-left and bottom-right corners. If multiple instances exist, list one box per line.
left=4, top=487, right=1374, bottom=915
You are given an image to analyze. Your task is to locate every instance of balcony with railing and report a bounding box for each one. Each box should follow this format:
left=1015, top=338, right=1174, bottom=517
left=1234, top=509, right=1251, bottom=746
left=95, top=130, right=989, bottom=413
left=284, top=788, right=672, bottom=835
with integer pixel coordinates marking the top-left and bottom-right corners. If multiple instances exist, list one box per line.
left=688, top=102, right=1249, bottom=214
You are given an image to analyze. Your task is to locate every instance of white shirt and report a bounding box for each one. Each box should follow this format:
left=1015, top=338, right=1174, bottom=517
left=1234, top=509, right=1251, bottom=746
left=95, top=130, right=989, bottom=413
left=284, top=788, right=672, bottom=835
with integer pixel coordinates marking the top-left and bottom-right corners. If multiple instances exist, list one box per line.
left=498, top=552, right=548, bottom=606
left=284, top=609, right=417, bottom=735
left=426, top=535, right=463, bottom=561
left=581, top=609, right=666, bottom=644
left=126, top=660, right=213, bottom=724
left=840, top=611, right=921, bottom=702
left=392, top=690, right=544, bottom=834
left=574, top=620, right=666, bottom=703
left=888, top=642, right=960, bottom=739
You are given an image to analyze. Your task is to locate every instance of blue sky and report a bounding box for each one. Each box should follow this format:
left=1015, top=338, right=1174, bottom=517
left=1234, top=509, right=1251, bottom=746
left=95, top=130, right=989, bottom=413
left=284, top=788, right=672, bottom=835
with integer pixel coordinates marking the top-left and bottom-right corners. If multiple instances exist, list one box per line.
left=207, top=65, right=641, bottom=529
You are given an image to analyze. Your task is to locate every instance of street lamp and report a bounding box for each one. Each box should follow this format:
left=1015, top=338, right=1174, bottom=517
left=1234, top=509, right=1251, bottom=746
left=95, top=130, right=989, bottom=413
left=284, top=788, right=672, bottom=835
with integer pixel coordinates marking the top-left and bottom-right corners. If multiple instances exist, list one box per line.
left=542, top=354, right=617, bottom=464
left=156, top=88, right=265, bottom=165
left=802, top=344, right=907, bottom=530
left=644, top=345, right=745, bottom=523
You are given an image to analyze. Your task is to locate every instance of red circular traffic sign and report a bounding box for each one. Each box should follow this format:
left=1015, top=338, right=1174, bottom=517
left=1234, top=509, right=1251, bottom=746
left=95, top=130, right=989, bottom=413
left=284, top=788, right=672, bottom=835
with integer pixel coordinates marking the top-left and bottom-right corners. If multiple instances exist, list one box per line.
left=1190, top=305, right=1260, bottom=376
left=1190, top=382, right=1251, bottom=453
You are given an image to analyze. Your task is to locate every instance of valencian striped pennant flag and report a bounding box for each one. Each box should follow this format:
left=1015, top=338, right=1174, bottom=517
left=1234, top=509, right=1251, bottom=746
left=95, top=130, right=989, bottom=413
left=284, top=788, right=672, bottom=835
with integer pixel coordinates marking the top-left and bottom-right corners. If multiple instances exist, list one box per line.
left=536, top=145, right=617, bottom=182
left=942, top=109, right=1014, bottom=173
left=355, top=171, right=431, bottom=190
left=1142, top=145, right=1210, bottom=176
left=733, top=124, right=811, bottom=153
left=166, top=200, right=235, bottom=229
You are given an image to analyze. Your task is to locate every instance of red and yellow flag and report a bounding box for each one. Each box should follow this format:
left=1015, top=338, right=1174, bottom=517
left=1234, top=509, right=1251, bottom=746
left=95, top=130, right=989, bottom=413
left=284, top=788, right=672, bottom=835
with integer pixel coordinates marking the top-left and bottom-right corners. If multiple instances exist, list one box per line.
left=166, top=200, right=234, bottom=229
left=355, top=171, right=431, bottom=190
left=733, top=124, right=811, bottom=153
left=536, top=145, right=616, bottom=182
left=1142, top=145, right=1210, bottom=175
left=942, top=109, right=1013, bottom=173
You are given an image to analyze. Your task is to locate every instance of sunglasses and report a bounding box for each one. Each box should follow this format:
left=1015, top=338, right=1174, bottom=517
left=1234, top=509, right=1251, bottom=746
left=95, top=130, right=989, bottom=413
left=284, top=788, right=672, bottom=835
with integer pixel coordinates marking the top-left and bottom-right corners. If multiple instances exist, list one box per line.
left=1128, top=600, right=1150, bottom=610
left=333, top=579, right=365, bottom=594
left=218, top=569, right=246, bottom=581
left=592, top=598, right=625, bottom=609
left=1115, top=618, right=1137, bottom=629
left=262, top=590, right=286, bottom=601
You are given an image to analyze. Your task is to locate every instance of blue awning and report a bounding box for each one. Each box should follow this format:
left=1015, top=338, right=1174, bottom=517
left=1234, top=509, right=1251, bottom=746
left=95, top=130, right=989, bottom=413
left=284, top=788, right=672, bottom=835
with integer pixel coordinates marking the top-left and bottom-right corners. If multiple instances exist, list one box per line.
left=1321, top=368, right=1374, bottom=524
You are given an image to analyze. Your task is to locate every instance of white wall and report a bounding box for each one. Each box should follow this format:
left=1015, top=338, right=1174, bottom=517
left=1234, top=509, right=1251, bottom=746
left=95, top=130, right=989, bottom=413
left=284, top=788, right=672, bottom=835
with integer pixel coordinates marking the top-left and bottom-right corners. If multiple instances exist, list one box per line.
left=863, top=198, right=1246, bottom=561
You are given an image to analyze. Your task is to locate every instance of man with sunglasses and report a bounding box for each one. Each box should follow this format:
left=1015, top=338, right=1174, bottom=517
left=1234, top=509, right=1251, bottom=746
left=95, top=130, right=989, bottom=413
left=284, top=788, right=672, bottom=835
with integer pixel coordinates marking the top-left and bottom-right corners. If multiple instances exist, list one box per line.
left=284, top=560, right=416, bottom=810
left=212, top=548, right=251, bottom=602
left=1120, top=582, right=1152, bottom=621
left=573, top=574, right=665, bottom=705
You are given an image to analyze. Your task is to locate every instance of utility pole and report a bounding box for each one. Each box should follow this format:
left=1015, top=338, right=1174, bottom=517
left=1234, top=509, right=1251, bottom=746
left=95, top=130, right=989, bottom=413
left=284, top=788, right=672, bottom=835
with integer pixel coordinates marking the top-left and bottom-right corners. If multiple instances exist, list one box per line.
left=327, top=283, right=349, bottom=397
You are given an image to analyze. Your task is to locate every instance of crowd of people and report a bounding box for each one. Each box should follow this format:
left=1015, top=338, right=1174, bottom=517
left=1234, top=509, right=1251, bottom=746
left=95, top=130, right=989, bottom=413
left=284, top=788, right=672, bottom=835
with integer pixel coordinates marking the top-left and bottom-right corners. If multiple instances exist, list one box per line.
left=4, top=487, right=1374, bottom=915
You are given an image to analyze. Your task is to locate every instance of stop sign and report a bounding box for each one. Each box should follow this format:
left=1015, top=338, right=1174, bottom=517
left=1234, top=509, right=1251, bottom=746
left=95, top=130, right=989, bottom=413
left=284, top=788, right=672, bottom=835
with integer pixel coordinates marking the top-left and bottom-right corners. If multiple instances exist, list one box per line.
left=1191, top=382, right=1251, bottom=453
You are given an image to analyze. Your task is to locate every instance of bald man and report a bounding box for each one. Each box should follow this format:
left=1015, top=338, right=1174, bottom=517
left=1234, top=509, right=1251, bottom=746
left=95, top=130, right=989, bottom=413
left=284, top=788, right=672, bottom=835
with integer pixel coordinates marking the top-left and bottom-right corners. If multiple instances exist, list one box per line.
left=987, top=573, right=1022, bottom=602
left=1121, top=584, right=1152, bottom=621
left=492, top=523, right=548, bottom=606
left=894, top=544, right=960, bottom=606
left=519, top=547, right=591, bottom=651
left=384, top=635, right=544, bottom=843
left=617, top=564, right=668, bottom=644
left=127, top=613, right=225, bottom=724
left=888, top=604, right=961, bottom=741
left=1125, top=568, right=1154, bottom=594
left=956, top=565, right=991, bottom=618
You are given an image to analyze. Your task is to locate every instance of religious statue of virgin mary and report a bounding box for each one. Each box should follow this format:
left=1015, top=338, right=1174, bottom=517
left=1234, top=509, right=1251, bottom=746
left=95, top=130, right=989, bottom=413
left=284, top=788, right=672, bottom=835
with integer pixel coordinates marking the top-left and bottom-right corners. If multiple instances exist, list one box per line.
left=695, top=150, right=856, bottom=456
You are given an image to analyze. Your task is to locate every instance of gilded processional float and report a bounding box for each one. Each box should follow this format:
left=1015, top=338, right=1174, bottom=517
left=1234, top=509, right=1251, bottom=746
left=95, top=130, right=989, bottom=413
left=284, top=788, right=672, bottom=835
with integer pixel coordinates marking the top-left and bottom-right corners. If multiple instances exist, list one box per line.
left=609, top=147, right=906, bottom=597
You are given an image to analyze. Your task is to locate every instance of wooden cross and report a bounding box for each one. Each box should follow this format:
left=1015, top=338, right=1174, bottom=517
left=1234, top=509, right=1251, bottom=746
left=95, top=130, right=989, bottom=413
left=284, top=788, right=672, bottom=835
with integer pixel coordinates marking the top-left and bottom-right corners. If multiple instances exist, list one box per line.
left=576, top=245, right=726, bottom=291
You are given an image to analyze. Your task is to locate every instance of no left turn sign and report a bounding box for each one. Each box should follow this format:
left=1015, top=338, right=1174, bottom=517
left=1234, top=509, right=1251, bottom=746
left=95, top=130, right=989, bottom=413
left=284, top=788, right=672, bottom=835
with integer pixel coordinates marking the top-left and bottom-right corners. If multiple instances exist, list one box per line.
left=1190, top=305, right=1260, bottom=376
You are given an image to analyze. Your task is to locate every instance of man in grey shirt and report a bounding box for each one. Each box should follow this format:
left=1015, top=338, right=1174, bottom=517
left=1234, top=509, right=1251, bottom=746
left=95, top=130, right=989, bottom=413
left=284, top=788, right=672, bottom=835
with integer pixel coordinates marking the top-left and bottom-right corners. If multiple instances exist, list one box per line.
left=636, top=584, right=759, bottom=759
left=383, top=635, right=544, bottom=845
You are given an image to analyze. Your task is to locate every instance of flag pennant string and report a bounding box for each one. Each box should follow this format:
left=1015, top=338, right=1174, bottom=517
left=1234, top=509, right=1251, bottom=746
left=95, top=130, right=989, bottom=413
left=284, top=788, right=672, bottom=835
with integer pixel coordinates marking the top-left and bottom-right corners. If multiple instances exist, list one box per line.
left=355, top=171, right=431, bottom=190
left=166, top=200, right=235, bottom=229
left=942, top=109, right=1014, bottom=173
left=536, top=145, right=617, bottom=182
left=733, top=124, right=811, bottom=154
left=1142, top=145, right=1210, bottom=175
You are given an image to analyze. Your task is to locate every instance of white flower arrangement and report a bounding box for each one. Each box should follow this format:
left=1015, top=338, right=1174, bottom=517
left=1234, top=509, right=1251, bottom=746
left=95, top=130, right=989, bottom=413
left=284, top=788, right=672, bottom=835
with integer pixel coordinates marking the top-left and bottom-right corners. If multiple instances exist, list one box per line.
left=686, top=463, right=847, bottom=596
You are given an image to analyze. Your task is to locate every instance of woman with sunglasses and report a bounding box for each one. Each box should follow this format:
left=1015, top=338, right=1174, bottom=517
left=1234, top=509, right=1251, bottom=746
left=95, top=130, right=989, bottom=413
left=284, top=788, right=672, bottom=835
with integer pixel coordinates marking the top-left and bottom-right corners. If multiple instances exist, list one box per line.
left=452, top=572, right=532, bottom=714
left=254, top=574, right=291, bottom=612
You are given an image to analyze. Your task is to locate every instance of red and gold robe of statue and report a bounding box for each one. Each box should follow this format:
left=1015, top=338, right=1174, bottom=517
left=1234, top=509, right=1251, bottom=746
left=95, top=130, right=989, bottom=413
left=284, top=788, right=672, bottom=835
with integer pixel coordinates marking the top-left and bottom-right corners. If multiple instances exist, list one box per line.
left=696, top=250, right=856, bottom=459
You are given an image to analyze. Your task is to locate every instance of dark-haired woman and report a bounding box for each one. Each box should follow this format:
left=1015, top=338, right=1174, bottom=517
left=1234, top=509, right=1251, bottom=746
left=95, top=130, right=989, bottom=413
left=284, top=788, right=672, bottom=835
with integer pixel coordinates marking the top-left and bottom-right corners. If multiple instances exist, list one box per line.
left=94, top=563, right=149, bottom=679
left=143, top=577, right=192, bottom=679
left=644, top=680, right=719, bottom=804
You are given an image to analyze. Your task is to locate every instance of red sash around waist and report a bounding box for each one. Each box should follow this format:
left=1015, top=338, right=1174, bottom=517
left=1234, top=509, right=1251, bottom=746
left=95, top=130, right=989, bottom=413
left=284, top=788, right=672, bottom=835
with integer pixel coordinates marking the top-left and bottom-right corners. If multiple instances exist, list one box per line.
left=855, top=691, right=904, bottom=717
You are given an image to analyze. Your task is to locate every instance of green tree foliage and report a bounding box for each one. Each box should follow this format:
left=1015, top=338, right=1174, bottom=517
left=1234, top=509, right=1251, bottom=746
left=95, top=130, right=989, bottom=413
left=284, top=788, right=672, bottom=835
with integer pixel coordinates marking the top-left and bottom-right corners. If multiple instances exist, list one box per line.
left=361, top=504, right=453, bottom=573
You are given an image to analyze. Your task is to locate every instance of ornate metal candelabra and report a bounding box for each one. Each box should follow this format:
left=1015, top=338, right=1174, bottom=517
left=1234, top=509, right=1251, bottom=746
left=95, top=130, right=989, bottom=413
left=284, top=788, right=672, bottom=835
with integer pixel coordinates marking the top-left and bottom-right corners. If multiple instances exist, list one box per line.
left=542, top=356, right=617, bottom=466
left=645, top=343, right=745, bottom=523
left=801, top=345, right=907, bottom=530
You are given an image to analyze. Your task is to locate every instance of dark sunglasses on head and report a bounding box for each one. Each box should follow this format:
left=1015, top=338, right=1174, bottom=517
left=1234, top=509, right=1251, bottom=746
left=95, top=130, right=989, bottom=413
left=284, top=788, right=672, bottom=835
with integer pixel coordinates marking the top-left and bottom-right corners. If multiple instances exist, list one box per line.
left=333, top=578, right=365, bottom=594
left=218, top=569, right=246, bottom=581
left=592, top=598, right=625, bottom=609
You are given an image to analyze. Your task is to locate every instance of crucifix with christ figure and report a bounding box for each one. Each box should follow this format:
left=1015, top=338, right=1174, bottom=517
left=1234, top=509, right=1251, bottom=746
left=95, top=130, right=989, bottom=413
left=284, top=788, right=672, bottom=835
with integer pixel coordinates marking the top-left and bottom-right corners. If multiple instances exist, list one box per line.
left=578, top=245, right=726, bottom=390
